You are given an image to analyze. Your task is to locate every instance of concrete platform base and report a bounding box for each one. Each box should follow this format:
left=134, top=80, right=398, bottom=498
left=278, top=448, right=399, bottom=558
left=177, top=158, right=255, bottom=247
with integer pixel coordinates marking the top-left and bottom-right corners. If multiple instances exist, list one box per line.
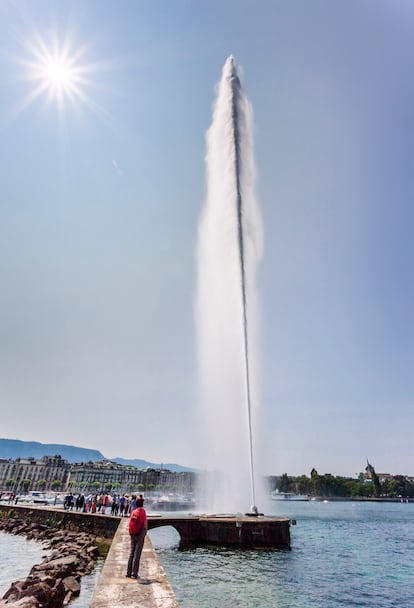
left=148, top=514, right=291, bottom=549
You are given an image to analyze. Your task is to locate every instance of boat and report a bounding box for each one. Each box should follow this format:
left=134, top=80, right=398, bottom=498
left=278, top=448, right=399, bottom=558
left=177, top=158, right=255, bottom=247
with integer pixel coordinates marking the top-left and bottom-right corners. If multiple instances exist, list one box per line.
left=26, top=492, right=63, bottom=506
left=270, top=490, right=309, bottom=501
left=149, top=494, right=197, bottom=511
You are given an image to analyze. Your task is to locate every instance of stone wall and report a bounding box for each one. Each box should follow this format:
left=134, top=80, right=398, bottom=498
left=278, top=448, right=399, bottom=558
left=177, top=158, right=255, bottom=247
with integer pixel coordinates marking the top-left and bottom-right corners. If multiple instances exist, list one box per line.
left=0, top=504, right=119, bottom=538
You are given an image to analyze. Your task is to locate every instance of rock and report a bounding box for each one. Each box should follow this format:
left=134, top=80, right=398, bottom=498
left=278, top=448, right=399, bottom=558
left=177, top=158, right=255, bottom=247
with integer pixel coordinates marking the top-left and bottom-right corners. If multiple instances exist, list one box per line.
left=2, top=597, right=40, bottom=607
left=0, top=513, right=102, bottom=608
left=62, top=591, right=73, bottom=606
left=3, top=581, right=25, bottom=600
left=4, top=580, right=67, bottom=608
left=35, top=575, right=58, bottom=588
left=26, top=581, right=56, bottom=604
left=62, top=576, right=80, bottom=595
left=32, top=554, right=79, bottom=572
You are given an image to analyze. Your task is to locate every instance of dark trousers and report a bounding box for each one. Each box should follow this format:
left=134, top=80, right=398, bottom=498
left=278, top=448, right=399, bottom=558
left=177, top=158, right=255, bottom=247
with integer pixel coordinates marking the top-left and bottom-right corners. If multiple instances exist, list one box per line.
left=126, top=528, right=146, bottom=577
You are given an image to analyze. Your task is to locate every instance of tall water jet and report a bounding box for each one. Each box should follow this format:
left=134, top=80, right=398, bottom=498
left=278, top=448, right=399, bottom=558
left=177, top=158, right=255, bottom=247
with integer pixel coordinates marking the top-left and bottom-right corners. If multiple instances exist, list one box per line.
left=196, top=56, right=263, bottom=514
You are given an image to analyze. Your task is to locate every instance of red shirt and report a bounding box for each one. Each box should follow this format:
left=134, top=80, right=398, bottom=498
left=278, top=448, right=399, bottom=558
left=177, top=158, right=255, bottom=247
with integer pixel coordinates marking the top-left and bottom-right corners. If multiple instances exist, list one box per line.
left=129, top=507, right=147, bottom=535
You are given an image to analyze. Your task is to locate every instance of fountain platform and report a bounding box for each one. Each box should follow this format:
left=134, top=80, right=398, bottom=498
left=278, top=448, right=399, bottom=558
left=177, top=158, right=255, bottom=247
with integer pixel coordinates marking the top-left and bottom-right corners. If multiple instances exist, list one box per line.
left=148, top=514, right=291, bottom=549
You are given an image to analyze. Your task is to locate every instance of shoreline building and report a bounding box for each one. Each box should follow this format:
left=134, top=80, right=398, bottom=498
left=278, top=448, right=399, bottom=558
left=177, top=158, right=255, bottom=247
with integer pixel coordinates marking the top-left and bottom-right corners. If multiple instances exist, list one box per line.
left=67, top=460, right=195, bottom=494
left=0, top=456, right=195, bottom=495
left=0, top=455, right=70, bottom=492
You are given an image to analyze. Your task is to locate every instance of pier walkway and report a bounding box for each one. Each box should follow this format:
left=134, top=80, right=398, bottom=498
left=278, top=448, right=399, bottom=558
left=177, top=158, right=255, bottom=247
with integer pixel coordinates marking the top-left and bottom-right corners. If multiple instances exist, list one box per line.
left=90, top=518, right=179, bottom=608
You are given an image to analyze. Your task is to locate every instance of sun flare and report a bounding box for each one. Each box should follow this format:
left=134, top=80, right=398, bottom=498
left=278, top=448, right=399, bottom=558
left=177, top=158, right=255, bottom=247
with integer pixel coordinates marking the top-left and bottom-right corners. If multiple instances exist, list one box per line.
left=43, top=58, right=73, bottom=89
left=13, top=31, right=106, bottom=118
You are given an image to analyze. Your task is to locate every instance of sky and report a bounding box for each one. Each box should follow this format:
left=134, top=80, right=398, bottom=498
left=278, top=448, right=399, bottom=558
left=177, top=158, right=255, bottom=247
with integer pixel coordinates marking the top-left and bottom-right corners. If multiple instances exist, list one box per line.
left=0, top=0, right=413, bottom=478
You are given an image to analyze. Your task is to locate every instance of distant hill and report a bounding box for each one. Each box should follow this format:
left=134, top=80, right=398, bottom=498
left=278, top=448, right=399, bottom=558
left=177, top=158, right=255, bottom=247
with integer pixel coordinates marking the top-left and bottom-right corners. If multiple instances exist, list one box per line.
left=0, top=438, right=104, bottom=463
left=0, top=438, right=194, bottom=472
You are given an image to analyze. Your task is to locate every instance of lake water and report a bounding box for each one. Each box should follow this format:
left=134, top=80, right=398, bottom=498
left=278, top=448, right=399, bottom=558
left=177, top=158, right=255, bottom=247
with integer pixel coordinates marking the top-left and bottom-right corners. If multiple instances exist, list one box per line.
left=0, top=530, right=102, bottom=606
left=2, top=501, right=413, bottom=607
left=150, top=500, right=414, bottom=608
left=0, top=532, right=47, bottom=597
left=70, top=559, right=103, bottom=607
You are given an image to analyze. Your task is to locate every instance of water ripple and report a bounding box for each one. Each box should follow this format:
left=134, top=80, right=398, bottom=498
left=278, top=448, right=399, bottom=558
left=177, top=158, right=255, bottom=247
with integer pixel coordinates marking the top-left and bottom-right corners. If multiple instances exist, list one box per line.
left=0, top=532, right=46, bottom=597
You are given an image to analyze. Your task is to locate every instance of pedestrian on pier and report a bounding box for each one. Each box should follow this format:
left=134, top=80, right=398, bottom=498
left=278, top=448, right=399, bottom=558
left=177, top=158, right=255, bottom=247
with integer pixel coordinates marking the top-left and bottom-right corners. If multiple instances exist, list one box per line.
left=126, top=497, right=147, bottom=580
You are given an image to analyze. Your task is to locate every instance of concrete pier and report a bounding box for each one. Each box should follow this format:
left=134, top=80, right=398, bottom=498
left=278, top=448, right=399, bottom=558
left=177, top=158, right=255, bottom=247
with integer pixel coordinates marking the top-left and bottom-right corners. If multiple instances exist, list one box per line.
left=90, top=518, right=179, bottom=608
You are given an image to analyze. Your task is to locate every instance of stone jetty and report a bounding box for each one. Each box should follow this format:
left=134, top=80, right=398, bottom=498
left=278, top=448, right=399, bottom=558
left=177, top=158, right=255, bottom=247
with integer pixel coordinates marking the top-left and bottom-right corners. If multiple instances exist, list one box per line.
left=0, top=509, right=104, bottom=607
left=0, top=503, right=292, bottom=608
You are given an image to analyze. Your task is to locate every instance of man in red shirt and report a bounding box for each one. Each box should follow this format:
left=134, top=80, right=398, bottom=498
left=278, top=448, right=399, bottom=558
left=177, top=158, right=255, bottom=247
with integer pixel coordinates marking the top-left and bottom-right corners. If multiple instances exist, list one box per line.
left=126, top=497, right=147, bottom=580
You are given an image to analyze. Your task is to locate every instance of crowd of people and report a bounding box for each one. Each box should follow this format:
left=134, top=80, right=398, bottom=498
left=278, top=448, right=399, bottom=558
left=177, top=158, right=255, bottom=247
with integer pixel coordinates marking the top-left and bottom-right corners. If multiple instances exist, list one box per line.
left=63, top=492, right=143, bottom=516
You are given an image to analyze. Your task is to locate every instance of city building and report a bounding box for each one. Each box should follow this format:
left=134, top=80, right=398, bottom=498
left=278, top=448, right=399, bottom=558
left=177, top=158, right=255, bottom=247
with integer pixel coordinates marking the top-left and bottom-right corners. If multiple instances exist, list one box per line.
left=67, top=460, right=195, bottom=494
left=0, top=456, right=195, bottom=495
left=0, top=455, right=70, bottom=492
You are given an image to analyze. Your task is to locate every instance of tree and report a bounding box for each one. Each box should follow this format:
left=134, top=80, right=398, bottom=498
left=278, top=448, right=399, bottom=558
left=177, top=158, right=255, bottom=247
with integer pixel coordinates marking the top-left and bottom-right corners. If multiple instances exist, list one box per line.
left=5, top=478, right=16, bottom=489
left=51, top=480, right=62, bottom=490
left=351, top=481, right=371, bottom=497
left=394, top=475, right=413, bottom=498
left=296, top=475, right=311, bottom=495
left=343, top=479, right=356, bottom=497
left=21, top=479, right=32, bottom=492
left=406, top=479, right=414, bottom=498
left=319, top=474, right=351, bottom=497
left=382, top=478, right=400, bottom=497
left=38, top=479, right=47, bottom=489
left=310, top=468, right=321, bottom=496
left=104, top=482, right=113, bottom=492
left=278, top=473, right=293, bottom=493
left=366, top=461, right=381, bottom=497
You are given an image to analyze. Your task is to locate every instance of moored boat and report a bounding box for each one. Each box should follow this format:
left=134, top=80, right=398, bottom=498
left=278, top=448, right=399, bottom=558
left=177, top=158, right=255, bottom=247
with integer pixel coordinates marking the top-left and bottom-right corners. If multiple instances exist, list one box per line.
left=271, top=490, right=309, bottom=501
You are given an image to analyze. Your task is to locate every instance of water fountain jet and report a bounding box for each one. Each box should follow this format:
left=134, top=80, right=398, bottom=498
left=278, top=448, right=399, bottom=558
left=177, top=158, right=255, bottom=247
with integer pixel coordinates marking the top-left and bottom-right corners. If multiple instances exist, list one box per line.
left=196, top=56, right=263, bottom=515
left=131, top=57, right=291, bottom=547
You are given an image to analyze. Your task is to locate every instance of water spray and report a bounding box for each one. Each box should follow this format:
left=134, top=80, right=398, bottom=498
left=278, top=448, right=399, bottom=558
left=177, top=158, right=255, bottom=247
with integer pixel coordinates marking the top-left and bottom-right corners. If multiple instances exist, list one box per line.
left=227, top=58, right=259, bottom=515
left=197, top=55, right=263, bottom=514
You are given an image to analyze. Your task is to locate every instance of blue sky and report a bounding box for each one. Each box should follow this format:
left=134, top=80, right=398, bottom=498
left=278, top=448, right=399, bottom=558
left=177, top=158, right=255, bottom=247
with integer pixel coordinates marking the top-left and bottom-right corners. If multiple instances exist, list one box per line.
left=0, top=0, right=413, bottom=477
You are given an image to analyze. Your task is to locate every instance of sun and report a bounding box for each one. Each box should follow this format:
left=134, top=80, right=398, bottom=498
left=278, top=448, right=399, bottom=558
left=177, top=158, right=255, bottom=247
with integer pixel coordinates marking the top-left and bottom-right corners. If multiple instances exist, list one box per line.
left=24, top=34, right=91, bottom=112
left=43, top=58, right=73, bottom=90
left=12, top=30, right=107, bottom=119
left=35, top=50, right=82, bottom=111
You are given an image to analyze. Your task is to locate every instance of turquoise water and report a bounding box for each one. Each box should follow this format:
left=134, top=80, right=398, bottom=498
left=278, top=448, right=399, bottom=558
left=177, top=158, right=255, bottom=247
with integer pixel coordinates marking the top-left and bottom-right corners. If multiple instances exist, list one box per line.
left=149, top=501, right=414, bottom=608
left=0, top=530, right=102, bottom=606
left=0, top=531, right=47, bottom=597
left=70, top=559, right=103, bottom=607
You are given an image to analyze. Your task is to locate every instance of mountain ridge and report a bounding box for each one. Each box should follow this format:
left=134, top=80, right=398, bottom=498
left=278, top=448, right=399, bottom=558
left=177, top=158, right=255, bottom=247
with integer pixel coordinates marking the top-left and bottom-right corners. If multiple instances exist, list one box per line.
left=0, top=438, right=194, bottom=473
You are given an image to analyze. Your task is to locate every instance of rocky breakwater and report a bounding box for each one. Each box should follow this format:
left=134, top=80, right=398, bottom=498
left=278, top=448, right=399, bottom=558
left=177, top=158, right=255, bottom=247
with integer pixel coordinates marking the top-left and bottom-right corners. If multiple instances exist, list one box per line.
left=0, top=511, right=101, bottom=608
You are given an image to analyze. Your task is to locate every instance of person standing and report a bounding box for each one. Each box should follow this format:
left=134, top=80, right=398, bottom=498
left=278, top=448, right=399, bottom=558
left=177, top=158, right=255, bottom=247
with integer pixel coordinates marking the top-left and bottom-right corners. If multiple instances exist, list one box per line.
left=119, top=494, right=126, bottom=516
left=126, top=497, right=147, bottom=580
